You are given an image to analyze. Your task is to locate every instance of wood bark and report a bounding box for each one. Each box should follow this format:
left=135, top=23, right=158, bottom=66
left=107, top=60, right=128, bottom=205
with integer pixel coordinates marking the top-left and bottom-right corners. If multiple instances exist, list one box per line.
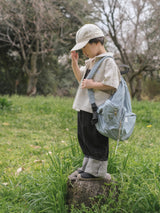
left=66, top=173, right=119, bottom=210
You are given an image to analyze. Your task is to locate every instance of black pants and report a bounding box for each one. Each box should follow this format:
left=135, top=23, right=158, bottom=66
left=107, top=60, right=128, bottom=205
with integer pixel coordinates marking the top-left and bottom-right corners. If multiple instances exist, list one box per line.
left=78, top=110, right=109, bottom=161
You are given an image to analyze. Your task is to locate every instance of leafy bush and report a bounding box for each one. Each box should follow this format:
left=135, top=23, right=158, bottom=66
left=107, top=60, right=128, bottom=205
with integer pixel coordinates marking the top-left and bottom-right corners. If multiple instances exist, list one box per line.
left=0, top=97, right=12, bottom=110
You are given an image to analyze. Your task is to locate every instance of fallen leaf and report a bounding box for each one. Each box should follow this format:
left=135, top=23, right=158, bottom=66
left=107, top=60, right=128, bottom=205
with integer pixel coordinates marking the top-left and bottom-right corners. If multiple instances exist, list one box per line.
left=2, top=183, right=8, bottom=186
left=30, top=145, right=41, bottom=149
left=15, top=167, right=24, bottom=175
left=47, top=151, right=52, bottom=155
left=7, top=141, right=11, bottom=145
left=2, top=122, right=10, bottom=126
left=61, top=140, right=67, bottom=145
left=34, top=160, right=44, bottom=163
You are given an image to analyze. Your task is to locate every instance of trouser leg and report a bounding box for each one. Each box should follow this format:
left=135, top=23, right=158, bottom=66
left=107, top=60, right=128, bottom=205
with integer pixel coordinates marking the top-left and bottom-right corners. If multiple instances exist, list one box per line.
left=84, top=158, right=108, bottom=178
left=78, top=111, right=109, bottom=177
left=79, top=156, right=89, bottom=171
left=78, top=111, right=109, bottom=161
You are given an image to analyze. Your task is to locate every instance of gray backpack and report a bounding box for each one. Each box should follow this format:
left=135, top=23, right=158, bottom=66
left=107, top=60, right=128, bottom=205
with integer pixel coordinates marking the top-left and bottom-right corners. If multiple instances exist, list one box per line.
left=87, top=56, right=136, bottom=150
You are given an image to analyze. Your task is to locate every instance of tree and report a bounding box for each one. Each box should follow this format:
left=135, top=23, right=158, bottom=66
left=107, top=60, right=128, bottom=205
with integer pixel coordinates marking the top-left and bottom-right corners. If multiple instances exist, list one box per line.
left=90, top=0, right=160, bottom=100
left=0, top=0, right=58, bottom=95
left=143, top=0, right=160, bottom=74
left=0, top=0, right=91, bottom=95
left=0, top=44, right=25, bottom=95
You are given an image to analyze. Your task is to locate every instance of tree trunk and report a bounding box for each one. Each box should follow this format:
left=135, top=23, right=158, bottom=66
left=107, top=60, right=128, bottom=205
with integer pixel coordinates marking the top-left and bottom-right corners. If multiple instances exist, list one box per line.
left=129, top=74, right=142, bottom=100
left=25, top=52, right=40, bottom=96
left=129, top=79, right=136, bottom=99
left=135, top=75, right=142, bottom=101
left=27, top=73, right=38, bottom=96
left=66, top=172, right=119, bottom=210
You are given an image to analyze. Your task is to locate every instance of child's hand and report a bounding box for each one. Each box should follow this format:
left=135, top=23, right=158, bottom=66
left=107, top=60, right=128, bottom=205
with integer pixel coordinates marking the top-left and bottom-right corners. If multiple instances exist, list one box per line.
left=71, top=51, right=79, bottom=62
left=81, top=79, right=94, bottom=89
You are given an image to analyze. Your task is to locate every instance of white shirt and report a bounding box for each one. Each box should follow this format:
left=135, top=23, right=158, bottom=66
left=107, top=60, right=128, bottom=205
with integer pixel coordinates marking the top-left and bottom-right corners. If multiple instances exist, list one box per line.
left=73, top=52, right=121, bottom=113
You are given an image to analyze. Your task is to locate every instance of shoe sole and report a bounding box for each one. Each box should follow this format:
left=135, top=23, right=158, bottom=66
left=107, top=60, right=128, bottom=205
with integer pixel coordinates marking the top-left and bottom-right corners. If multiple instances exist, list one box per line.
left=68, top=170, right=84, bottom=180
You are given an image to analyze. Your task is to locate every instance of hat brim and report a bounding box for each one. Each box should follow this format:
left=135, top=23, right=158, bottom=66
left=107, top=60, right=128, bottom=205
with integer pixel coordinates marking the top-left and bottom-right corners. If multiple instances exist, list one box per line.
left=71, top=40, right=89, bottom=52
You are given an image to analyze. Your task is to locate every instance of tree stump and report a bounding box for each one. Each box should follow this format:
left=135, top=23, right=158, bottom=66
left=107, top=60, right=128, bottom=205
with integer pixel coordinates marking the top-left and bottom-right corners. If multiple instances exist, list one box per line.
left=66, top=172, right=119, bottom=210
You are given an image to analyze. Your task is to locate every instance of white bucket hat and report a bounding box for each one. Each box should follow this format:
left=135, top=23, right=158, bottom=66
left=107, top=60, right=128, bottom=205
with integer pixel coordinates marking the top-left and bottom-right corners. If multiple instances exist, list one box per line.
left=71, top=24, right=104, bottom=52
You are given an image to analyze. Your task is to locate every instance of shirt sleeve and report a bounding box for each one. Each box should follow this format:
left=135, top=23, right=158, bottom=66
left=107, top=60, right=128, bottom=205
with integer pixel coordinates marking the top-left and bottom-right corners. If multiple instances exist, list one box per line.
left=101, top=58, right=120, bottom=89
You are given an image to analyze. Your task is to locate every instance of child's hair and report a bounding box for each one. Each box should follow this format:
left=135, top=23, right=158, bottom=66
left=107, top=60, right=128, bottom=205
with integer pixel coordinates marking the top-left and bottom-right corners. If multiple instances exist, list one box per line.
left=88, top=37, right=104, bottom=45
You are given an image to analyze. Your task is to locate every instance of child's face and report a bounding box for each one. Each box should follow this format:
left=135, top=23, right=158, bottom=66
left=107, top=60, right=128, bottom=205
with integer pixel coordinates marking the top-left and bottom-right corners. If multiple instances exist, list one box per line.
left=82, top=43, right=99, bottom=58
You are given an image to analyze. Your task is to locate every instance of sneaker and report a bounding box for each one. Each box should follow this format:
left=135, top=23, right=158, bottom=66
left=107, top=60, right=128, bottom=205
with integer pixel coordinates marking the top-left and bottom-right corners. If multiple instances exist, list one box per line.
left=78, top=169, right=83, bottom=174
left=77, top=172, right=103, bottom=181
left=68, top=169, right=83, bottom=180
left=74, top=169, right=83, bottom=176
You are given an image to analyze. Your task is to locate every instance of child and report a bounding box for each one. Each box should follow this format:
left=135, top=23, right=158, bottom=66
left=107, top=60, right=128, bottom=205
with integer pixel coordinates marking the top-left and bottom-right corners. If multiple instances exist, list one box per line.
left=70, top=24, right=120, bottom=180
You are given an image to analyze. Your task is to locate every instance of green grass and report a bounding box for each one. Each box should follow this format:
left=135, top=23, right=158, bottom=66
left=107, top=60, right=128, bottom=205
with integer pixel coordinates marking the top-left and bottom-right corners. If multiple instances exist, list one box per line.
left=0, top=96, right=160, bottom=213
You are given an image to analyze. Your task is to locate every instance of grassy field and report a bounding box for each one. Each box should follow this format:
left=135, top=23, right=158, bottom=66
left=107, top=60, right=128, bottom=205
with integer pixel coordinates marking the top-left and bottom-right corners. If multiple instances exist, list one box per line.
left=0, top=96, right=160, bottom=213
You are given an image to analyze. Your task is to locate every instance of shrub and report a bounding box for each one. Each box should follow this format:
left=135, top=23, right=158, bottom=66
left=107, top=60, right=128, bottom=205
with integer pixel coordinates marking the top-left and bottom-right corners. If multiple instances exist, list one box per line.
left=0, top=97, right=12, bottom=110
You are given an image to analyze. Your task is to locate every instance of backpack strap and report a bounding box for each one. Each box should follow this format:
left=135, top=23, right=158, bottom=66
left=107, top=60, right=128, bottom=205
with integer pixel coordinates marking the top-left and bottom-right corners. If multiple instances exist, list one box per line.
left=86, top=56, right=113, bottom=125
